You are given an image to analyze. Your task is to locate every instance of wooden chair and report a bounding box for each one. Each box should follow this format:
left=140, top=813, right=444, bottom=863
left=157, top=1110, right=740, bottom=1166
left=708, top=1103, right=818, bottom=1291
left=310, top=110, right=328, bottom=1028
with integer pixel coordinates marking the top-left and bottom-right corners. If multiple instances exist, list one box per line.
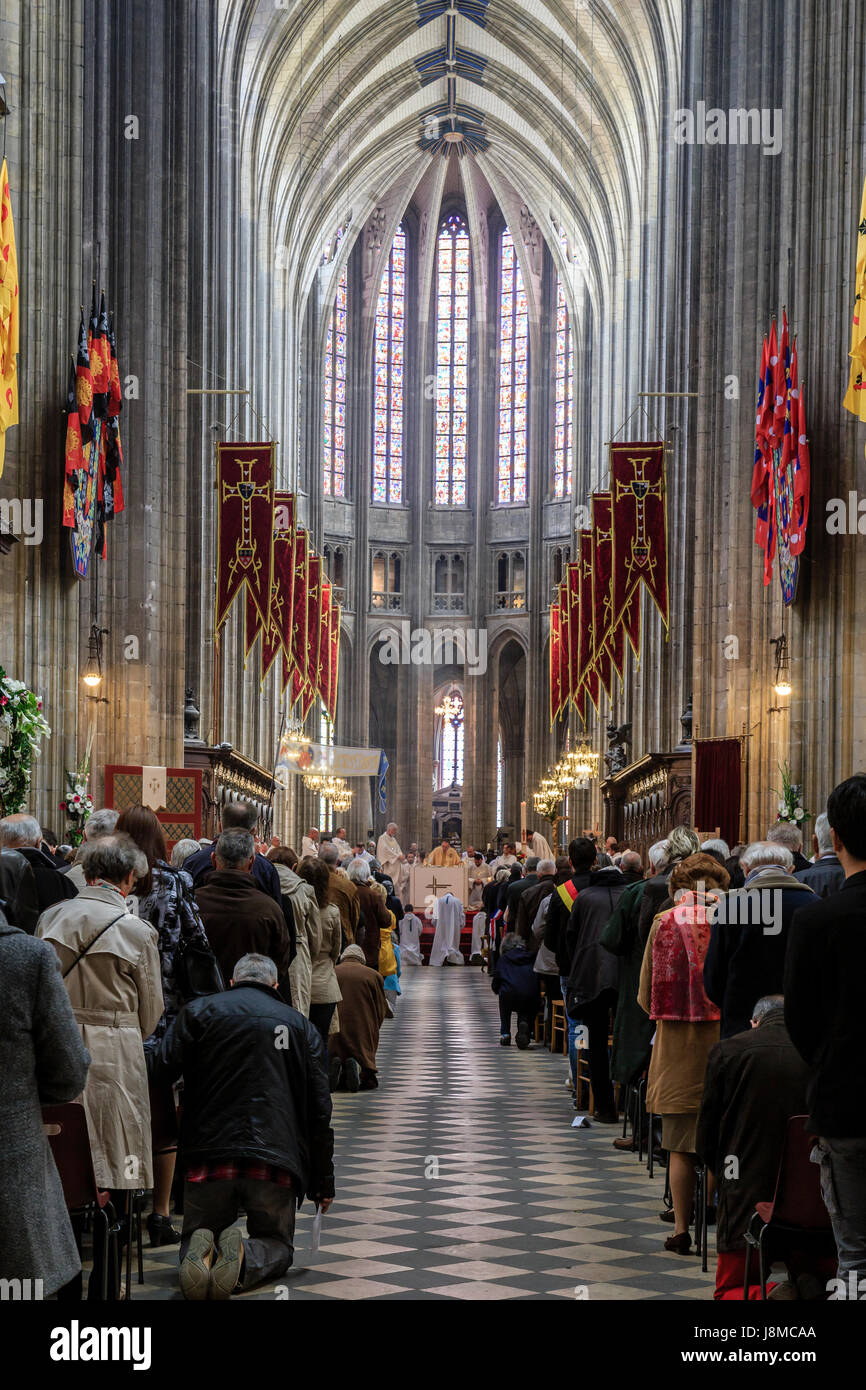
left=550, top=999, right=567, bottom=1055
left=743, top=1115, right=836, bottom=1300
left=43, top=1102, right=122, bottom=1301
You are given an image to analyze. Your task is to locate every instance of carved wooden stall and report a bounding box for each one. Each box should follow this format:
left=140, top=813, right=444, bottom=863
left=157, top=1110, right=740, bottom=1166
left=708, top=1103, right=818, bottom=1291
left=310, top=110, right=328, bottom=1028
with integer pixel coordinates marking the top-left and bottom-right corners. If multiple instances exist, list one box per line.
left=602, top=751, right=693, bottom=861
left=183, top=742, right=276, bottom=842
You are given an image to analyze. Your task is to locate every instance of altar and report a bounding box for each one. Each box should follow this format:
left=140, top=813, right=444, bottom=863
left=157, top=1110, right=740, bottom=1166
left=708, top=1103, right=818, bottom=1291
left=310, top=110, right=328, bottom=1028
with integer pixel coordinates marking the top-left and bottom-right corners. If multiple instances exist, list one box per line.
left=408, top=862, right=468, bottom=909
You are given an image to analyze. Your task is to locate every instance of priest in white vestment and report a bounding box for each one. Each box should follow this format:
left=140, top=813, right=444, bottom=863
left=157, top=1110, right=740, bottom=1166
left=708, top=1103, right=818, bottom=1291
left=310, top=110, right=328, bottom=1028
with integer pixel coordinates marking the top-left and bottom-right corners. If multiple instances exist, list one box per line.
left=428, top=892, right=465, bottom=966
left=301, top=828, right=320, bottom=859
left=468, top=852, right=493, bottom=907
left=529, top=830, right=554, bottom=860
left=398, top=910, right=424, bottom=966
left=378, top=817, right=408, bottom=895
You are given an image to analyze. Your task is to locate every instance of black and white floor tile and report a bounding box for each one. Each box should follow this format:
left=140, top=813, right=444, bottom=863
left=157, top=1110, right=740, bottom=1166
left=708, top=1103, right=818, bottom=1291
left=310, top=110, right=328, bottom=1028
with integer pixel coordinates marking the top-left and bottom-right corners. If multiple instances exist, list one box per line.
left=133, top=969, right=716, bottom=1300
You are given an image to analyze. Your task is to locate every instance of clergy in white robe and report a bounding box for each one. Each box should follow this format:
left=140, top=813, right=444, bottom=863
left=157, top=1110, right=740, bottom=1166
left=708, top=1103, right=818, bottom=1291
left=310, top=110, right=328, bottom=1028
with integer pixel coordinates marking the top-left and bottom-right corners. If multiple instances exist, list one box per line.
left=398, top=910, right=424, bottom=966
left=376, top=824, right=405, bottom=881
left=429, top=892, right=465, bottom=966
left=301, top=830, right=320, bottom=859
left=529, top=830, right=554, bottom=860
left=467, top=853, right=493, bottom=907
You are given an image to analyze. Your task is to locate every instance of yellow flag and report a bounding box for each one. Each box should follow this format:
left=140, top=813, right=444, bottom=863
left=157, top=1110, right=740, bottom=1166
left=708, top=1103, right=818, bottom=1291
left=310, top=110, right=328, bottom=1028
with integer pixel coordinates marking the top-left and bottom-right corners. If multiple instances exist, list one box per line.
left=0, top=159, right=20, bottom=477
left=843, top=174, right=866, bottom=427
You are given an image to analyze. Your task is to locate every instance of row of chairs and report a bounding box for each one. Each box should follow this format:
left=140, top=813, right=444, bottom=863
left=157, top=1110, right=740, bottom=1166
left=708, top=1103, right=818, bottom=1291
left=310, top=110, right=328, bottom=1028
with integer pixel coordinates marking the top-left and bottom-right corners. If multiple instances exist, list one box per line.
left=43, top=1102, right=146, bottom=1301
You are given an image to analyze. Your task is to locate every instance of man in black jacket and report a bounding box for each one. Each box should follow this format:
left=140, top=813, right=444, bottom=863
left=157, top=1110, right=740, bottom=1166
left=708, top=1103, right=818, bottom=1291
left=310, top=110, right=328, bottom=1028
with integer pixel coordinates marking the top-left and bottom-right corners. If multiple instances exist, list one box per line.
left=794, top=812, right=845, bottom=898
left=155, top=952, right=334, bottom=1300
left=0, top=814, right=78, bottom=916
left=785, top=774, right=866, bottom=1278
left=0, top=846, right=39, bottom=932
left=565, top=863, right=627, bottom=1123
left=185, top=801, right=283, bottom=905
left=543, top=837, right=596, bottom=975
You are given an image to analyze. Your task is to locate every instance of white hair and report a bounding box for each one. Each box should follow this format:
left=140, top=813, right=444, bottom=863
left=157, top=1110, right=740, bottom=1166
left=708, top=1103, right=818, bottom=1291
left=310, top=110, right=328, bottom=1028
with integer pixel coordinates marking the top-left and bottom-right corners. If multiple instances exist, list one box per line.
left=347, top=859, right=370, bottom=884
left=232, top=953, right=278, bottom=986
left=701, top=838, right=730, bottom=860
left=0, top=815, right=41, bottom=847
left=813, top=812, right=833, bottom=855
left=648, top=840, right=669, bottom=871
left=767, top=822, right=803, bottom=853
left=387, top=822, right=398, bottom=833
left=537, top=858, right=556, bottom=875
left=741, top=841, right=794, bottom=873
left=171, top=837, right=201, bottom=869
left=85, top=808, right=119, bottom=840
left=620, top=850, right=643, bottom=874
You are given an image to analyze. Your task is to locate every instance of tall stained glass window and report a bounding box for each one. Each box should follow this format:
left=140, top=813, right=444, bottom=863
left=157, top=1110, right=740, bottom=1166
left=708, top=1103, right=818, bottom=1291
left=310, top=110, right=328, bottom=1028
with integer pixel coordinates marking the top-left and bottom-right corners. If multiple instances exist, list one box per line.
left=434, top=213, right=470, bottom=506
left=553, top=274, right=574, bottom=498
left=437, top=689, right=465, bottom=787
left=497, top=228, right=529, bottom=504
left=373, top=224, right=406, bottom=504
left=322, top=264, right=348, bottom=497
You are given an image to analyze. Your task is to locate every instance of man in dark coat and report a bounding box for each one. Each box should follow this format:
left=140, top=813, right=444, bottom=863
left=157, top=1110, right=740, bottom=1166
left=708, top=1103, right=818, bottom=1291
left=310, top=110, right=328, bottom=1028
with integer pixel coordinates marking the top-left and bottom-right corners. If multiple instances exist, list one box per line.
left=704, top=841, right=815, bottom=1038
left=696, top=995, right=812, bottom=1299
left=0, top=909, right=91, bottom=1298
left=565, top=862, right=627, bottom=1122
left=346, top=860, right=391, bottom=970
left=1, top=814, right=78, bottom=915
left=155, top=951, right=334, bottom=1299
left=785, top=774, right=866, bottom=1277
left=503, top=857, right=538, bottom=927
left=185, top=800, right=282, bottom=905
left=794, top=812, right=845, bottom=898
left=514, top=858, right=557, bottom=942
left=618, top=850, right=644, bottom=885
left=491, top=931, right=540, bottom=1047
left=195, top=830, right=293, bottom=990
left=329, top=945, right=388, bottom=1091
left=543, top=837, right=596, bottom=976
left=0, top=846, right=39, bottom=932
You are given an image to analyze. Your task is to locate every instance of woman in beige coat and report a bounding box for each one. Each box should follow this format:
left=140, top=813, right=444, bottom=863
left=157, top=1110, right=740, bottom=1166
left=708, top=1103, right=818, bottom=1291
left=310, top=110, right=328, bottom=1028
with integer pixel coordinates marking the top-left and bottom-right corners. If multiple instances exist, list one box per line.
left=268, top=846, right=322, bottom=1016
left=38, top=833, right=163, bottom=1193
left=297, top=857, right=343, bottom=1047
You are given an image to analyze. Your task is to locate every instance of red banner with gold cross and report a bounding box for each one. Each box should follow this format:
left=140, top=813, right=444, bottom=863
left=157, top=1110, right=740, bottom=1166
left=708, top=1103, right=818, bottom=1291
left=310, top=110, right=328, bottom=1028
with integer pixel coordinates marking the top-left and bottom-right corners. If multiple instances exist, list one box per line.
left=301, top=554, right=323, bottom=718
left=248, top=490, right=296, bottom=680
left=578, top=531, right=600, bottom=711
left=549, top=601, right=562, bottom=726
left=215, top=442, right=275, bottom=636
left=591, top=493, right=616, bottom=696
left=610, top=441, right=669, bottom=631
left=326, top=600, right=341, bottom=722
left=566, top=560, right=581, bottom=711
left=285, top=527, right=308, bottom=702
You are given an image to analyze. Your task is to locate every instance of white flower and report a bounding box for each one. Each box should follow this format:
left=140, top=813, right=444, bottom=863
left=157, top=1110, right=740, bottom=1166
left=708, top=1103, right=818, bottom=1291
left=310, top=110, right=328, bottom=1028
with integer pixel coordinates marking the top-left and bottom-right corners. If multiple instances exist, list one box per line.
left=778, top=800, right=786, bottom=814
left=794, top=807, right=804, bottom=821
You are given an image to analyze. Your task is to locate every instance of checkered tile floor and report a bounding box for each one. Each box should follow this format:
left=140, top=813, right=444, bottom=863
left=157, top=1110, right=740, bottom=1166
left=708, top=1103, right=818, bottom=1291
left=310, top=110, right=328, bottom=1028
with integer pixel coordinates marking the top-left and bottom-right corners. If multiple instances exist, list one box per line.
left=133, top=969, right=716, bottom=1300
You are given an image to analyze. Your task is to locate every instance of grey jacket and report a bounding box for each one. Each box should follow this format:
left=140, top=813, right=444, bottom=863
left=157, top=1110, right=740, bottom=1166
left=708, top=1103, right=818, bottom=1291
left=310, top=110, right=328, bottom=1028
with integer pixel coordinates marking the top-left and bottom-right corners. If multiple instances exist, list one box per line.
left=0, top=913, right=91, bottom=1296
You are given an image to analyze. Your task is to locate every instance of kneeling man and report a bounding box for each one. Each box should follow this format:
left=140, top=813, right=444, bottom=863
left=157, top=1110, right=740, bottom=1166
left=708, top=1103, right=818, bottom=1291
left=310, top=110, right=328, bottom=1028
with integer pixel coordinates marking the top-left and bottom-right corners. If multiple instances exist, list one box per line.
left=154, top=952, right=334, bottom=1299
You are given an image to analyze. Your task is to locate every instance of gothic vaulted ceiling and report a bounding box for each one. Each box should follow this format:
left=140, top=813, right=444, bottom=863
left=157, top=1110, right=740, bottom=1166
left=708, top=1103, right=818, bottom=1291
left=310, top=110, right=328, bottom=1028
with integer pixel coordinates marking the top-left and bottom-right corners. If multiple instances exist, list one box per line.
left=218, top=0, right=682, bottom=339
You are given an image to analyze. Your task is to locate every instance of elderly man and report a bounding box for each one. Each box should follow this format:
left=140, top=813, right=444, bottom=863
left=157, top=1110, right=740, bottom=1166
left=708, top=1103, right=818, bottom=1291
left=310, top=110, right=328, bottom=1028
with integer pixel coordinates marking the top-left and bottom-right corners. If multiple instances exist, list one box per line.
left=767, top=821, right=811, bottom=873
left=195, top=830, right=292, bottom=991
left=300, top=827, right=320, bottom=860
left=185, top=802, right=282, bottom=905
left=376, top=822, right=403, bottom=878
left=0, top=813, right=78, bottom=915
left=346, top=858, right=390, bottom=971
left=332, top=827, right=353, bottom=861
left=63, top=807, right=119, bottom=891
left=514, top=858, right=556, bottom=940
left=318, top=843, right=360, bottom=947
left=468, top=850, right=493, bottom=908
left=795, top=811, right=845, bottom=898
left=155, top=952, right=334, bottom=1299
left=703, top=840, right=815, bottom=1038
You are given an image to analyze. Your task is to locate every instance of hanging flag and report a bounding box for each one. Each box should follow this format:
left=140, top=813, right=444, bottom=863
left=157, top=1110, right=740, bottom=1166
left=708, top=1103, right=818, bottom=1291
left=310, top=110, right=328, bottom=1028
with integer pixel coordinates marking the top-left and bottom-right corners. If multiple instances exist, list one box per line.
left=610, top=441, right=669, bottom=630
left=566, top=560, right=581, bottom=709
left=91, top=291, right=111, bottom=420
left=75, top=310, right=94, bottom=442
left=591, top=493, right=618, bottom=695
left=262, top=492, right=296, bottom=679
left=789, top=380, right=810, bottom=554
left=843, top=174, right=866, bottom=431
left=377, top=750, right=389, bottom=813
left=316, top=578, right=333, bottom=714
left=107, top=313, right=122, bottom=418
left=557, top=578, right=569, bottom=715
left=302, top=553, right=323, bottom=719
left=327, top=600, right=341, bottom=722
left=286, top=527, right=309, bottom=704
left=577, top=530, right=600, bottom=714
left=549, top=601, right=562, bottom=727
left=214, top=441, right=275, bottom=636
left=63, top=360, right=83, bottom=528
left=244, top=589, right=262, bottom=662
left=0, top=159, right=19, bottom=478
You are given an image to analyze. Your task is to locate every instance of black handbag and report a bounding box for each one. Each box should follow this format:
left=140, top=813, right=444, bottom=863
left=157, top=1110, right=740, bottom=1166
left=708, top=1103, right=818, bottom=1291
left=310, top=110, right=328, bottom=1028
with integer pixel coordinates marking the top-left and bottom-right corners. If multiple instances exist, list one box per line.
left=174, top=936, right=224, bottom=1000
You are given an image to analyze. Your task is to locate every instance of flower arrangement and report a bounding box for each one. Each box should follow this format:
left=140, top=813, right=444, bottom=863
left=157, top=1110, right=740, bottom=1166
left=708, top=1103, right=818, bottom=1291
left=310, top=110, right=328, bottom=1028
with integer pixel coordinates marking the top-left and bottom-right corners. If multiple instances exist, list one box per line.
left=60, top=757, right=94, bottom=847
left=0, top=667, right=51, bottom=814
left=775, top=760, right=811, bottom=827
